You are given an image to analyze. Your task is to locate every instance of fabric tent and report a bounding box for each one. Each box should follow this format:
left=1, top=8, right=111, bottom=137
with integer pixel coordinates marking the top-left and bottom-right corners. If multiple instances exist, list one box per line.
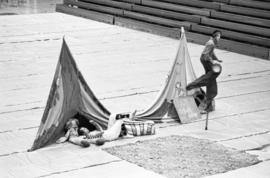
left=136, top=28, right=200, bottom=122
left=30, top=28, right=200, bottom=151
left=30, top=39, right=110, bottom=151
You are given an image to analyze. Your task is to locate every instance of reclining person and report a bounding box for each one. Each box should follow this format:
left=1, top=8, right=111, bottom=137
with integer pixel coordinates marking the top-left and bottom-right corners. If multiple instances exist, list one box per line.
left=79, top=119, right=127, bottom=145
left=57, top=112, right=132, bottom=147
left=56, top=118, right=90, bottom=147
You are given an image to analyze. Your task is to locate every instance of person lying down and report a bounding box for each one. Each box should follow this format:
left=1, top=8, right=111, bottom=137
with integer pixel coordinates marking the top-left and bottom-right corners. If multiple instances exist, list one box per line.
left=80, top=119, right=127, bottom=144
left=56, top=111, right=156, bottom=148
left=56, top=117, right=127, bottom=148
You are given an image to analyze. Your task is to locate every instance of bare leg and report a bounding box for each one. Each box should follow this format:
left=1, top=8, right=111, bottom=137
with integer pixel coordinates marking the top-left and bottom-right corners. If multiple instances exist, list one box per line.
left=69, top=136, right=90, bottom=147
left=87, top=130, right=104, bottom=139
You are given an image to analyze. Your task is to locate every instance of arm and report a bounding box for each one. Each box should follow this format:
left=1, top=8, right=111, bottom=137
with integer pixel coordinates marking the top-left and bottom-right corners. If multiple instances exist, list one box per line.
left=65, top=129, right=71, bottom=138
left=56, top=130, right=70, bottom=143
left=203, top=40, right=222, bottom=63
left=212, top=51, right=222, bottom=63
left=202, top=42, right=214, bottom=62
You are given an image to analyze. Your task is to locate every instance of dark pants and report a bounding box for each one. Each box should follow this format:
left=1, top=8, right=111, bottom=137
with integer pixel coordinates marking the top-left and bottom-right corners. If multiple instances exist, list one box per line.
left=187, top=55, right=221, bottom=110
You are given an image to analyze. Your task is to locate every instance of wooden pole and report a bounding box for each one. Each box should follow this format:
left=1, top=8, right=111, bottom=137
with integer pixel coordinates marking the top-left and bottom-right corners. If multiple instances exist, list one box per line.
left=205, top=111, right=209, bottom=130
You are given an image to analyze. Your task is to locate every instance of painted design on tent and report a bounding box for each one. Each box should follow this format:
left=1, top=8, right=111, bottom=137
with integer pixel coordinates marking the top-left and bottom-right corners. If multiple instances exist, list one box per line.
left=136, top=29, right=200, bottom=122
left=30, top=39, right=110, bottom=151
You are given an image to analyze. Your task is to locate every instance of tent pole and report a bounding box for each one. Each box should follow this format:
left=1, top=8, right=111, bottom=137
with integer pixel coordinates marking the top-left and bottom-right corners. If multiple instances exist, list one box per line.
left=205, top=111, right=209, bottom=130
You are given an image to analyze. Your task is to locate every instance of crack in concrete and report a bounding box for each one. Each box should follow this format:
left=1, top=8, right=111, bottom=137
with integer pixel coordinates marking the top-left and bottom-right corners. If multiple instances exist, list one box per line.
left=216, top=130, right=270, bottom=143
left=246, top=143, right=270, bottom=152
left=36, top=159, right=123, bottom=178
left=217, top=89, right=270, bottom=100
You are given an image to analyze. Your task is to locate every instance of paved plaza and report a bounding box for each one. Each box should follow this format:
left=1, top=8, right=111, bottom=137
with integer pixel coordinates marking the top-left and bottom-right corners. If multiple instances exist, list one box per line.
left=0, top=12, right=270, bottom=177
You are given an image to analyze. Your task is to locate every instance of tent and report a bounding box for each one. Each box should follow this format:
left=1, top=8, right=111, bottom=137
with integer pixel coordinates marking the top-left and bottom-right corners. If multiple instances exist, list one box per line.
left=136, top=28, right=201, bottom=123
left=30, top=39, right=110, bottom=151
left=30, top=28, right=201, bottom=151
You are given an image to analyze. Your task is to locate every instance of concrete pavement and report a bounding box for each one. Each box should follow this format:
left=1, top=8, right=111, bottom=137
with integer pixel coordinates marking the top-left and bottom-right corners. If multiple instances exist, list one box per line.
left=0, top=13, right=270, bottom=177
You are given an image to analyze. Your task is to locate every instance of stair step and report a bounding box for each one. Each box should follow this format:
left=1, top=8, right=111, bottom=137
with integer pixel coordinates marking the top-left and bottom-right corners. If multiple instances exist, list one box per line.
left=157, top=0, right=221, bottom=10
left=116, top=0, right=141, bottom=4
left=191, top=24, right=270, bottom=48
left=131, top=4, right=201, bottom=23
left=78, top=0, right=132, bottom=10
left=201, top=17, right=270, bottom=38
left=202, top=0, right=229, bottom=3
left=220, top=4, right=270, bottom=19
left=229, top=0, right=270, bottom=10
left=122, top=10, right=191, bottom=29
left=115, top=16, right=181, bottom=38
left=114, top=17, right=270, bottom=59
left=210, top=10, right=270, bottom=28
left=56, top=0, right=270, bottom=60
left=141, top=0, right=210, bottom=16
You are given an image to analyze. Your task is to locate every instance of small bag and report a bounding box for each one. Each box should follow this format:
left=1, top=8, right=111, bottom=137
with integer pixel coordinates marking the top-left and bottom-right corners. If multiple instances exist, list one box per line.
left=124, top=120, right=156, bottom=136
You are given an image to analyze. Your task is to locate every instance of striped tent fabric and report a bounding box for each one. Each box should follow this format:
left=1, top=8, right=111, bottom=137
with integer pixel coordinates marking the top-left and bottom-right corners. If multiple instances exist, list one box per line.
left=30, top=39, right=110, bottom=151
left=136, top=28, right=200, bottom=123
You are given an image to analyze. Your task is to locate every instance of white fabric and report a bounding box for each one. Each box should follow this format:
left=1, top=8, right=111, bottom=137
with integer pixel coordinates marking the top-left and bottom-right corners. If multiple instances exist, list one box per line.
left=103, top=120, right=123, bottom=141
left=108, top=113, right=117, bottom=129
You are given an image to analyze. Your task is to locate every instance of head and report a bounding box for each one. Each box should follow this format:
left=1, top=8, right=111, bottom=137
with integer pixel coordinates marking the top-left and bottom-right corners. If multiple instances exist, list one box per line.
left=65, top=118, right=79, bottom=131
left=212, top=30, right=222, bottom=42
left=79, top=127, right=90, bottom=135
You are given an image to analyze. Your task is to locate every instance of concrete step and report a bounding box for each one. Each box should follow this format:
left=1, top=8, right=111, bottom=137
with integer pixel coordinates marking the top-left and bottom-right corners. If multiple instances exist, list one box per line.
left=191, top=24, right=270, bottom=48
left=220, top=4, right=270, bottom=19
left=56, top=0, right=270, bottom=60
left=229, top=0, right=270, bottom=10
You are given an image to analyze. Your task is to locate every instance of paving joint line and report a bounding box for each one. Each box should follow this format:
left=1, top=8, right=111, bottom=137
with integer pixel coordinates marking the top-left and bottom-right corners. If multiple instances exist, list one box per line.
left=36, top=159, right=123, bottom=178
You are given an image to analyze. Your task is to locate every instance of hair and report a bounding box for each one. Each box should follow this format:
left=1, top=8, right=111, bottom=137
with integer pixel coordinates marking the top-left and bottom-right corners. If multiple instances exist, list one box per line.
left=212, top=30, right=222, bottom=38
left=78, top=127, right=89, bottom=135
left=65, top=118, right=79, bottom=131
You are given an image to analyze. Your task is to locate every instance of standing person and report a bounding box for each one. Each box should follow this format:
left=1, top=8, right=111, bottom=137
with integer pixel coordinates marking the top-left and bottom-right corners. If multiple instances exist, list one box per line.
left=186, top=30, right=223, bottom=113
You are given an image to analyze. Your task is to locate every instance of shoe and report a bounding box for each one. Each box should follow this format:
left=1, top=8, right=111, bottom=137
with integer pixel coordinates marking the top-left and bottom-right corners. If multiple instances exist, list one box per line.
left=95, top=138, right=106, bottom=146
left=186, top=85, right=196, bottom=91
left=80, top=140, right=90, bottom=147
left=186, top=85, right=192, bottom=91
left=200, top=110, right=207, bottom=114
left=200, top=108, right=214, bottom=114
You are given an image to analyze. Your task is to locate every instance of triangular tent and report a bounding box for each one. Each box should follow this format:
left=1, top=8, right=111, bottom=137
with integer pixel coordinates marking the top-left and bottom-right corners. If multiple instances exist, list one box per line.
left=31, top=29, right=201, bottom=151
left=30, top=39, right=110, bottom=151
left=136, top=28, right=201, bottom=123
